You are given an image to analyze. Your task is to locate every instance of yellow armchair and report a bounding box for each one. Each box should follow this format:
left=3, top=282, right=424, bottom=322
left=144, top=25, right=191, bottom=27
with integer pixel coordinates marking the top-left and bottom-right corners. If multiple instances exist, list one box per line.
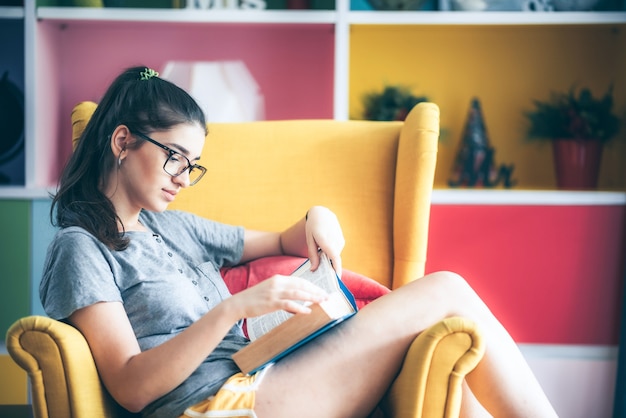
left=7, top=102, right=485, bottom=418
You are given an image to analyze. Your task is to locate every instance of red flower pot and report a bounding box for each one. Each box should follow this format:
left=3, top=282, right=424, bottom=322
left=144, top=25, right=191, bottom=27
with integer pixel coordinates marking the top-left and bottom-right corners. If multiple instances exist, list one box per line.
left=552, top=139, right=603, bottom=190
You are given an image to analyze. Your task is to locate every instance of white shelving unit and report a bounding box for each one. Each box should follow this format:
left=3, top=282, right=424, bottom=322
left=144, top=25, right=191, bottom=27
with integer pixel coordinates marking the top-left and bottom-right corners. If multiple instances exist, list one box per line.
left=0, top=2, right=624, bottom=202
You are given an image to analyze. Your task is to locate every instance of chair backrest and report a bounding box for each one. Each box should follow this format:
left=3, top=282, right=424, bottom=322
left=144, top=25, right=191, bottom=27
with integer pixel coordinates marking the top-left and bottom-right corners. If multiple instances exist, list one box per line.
left=72, top=101, right=439, bottom=289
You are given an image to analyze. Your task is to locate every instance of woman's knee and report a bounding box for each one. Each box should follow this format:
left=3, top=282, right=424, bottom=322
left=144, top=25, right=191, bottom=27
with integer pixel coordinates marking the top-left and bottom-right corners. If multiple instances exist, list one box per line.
left=430, top=271, right=489, bottom=315
left=412, top=271, right=481, bottom=311
left=423, top=270, right=472, bottom=292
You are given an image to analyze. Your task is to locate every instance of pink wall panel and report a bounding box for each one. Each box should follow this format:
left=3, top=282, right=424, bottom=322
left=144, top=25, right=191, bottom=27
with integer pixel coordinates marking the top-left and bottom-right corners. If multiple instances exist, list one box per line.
left=51, top=22, right=334, bottom=180
left=426, top=204, right=625, bottom=345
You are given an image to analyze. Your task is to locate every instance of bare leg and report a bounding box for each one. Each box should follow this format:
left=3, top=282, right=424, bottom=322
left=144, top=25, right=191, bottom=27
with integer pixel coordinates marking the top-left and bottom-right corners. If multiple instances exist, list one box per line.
left=460, top=381, right=492, bottom=418
left=254, top=271, right=558, bottom=418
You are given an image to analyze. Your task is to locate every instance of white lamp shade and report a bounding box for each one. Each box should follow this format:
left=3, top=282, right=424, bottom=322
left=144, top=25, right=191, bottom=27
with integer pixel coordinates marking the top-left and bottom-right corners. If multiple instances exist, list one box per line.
left=161, top=61, right=265, bottom=123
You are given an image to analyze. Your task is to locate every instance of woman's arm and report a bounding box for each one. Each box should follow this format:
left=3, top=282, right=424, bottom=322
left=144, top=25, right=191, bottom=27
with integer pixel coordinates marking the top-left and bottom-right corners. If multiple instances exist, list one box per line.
left=70, top=299, right=240, bottom=412
left=240, top=206, right=345, bottom=275
left=70, top=275, right=329, bottom=413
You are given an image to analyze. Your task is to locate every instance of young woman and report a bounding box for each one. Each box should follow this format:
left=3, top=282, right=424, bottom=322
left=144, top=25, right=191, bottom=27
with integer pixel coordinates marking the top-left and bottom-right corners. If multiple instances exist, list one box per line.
left=40, top=66, right=558, bottom=418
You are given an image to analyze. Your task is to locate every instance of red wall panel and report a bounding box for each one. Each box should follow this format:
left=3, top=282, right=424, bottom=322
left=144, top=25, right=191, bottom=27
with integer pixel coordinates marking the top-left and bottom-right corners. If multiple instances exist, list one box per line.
left=426, top=204, right=625, bottom=345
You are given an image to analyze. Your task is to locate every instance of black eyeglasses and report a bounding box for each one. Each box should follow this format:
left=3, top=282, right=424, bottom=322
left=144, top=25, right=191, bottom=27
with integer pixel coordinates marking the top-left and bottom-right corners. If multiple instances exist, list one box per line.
left=133, top=131, right=206, bottom=186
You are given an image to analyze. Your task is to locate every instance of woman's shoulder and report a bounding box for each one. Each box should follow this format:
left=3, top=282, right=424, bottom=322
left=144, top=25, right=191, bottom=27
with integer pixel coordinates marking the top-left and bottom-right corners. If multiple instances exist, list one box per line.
left=53, top=225, right=99, bottom=243
left=49, top=225, right=107, bottom=253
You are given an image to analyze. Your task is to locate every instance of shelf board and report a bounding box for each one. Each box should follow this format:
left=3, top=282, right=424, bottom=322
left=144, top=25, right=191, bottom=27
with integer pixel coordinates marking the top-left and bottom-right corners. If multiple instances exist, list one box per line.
left=349, top=11, right=626, bottom=25
left=36, top=7, right=626, bottom=25
left=1, top=187, right=624, bottom=205
left=0, top=187, right=53, bottom=200
left=37, top=7, right=336, bottom=24
left=432, top=189, right=626, bottom=205
left=0, top=6, right=24, bottom=19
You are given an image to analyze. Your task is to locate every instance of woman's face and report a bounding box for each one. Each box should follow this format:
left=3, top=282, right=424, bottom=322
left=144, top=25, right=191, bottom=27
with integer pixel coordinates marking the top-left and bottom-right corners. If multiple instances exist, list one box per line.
left=115, top=122, right=206, bottom=214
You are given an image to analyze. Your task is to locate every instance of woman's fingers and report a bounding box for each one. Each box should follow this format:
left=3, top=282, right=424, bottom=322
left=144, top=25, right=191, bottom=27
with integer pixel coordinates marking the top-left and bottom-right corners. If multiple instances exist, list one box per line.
left=304, top=206, right=345, bottom=276
left=233, top=276, right=328, bottom=319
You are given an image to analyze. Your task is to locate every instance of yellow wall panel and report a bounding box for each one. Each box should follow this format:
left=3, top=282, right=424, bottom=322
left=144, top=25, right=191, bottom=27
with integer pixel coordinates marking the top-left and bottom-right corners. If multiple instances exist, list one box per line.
left=350, top=24, right=626, bottom=190
left=0, top=355, right=28, bottom=404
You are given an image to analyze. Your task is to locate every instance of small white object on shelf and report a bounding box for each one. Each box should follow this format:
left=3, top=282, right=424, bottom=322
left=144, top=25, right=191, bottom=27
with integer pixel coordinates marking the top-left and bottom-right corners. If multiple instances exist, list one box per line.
left=451, top=0, right=488, bottom=10
left=161, top=61, right=265, bottom=123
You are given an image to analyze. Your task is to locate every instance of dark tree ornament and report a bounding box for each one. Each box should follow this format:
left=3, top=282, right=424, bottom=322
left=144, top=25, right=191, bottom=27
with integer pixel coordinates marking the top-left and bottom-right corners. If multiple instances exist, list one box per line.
left=449, top=98, right=516, bottom=188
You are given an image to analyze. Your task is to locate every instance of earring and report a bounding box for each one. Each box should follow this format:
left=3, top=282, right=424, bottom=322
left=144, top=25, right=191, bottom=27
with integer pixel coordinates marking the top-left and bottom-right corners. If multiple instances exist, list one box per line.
left=118, top=148, right=125, bottom=167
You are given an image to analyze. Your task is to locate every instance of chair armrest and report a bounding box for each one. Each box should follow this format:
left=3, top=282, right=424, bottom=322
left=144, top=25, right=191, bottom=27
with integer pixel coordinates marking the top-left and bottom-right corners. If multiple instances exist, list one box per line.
left=6, top=316, right=134, bottom=418
left=382, top=316, right=485, bottom=418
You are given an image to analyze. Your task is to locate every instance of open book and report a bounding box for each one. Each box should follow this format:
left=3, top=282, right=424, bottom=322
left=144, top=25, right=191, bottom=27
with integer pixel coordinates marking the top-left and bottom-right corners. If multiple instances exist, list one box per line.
left=232, top=253, right=357, bottom=375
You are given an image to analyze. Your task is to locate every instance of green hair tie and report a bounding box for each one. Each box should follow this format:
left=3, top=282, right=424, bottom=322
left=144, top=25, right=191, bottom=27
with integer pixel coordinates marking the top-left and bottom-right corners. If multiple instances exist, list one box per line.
left=139, top=68, right=159, bottom=81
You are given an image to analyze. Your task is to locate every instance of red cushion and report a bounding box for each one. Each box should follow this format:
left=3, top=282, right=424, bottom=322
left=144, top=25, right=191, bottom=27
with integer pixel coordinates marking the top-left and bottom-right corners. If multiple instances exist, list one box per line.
left=220, top=255, right=390, bottom=309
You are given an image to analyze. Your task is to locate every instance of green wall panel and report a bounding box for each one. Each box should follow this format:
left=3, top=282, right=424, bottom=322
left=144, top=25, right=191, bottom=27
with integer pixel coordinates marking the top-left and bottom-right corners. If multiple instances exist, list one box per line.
left=0, top=200, right=30, bottom=338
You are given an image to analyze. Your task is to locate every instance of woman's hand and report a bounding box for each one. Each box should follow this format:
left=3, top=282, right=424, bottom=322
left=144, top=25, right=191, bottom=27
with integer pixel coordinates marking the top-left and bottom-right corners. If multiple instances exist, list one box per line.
left=241, top=205, right=345, bottom=276
left=226, top=275, right=329, bottom=319
left=304, top=206, right=345, bottom=276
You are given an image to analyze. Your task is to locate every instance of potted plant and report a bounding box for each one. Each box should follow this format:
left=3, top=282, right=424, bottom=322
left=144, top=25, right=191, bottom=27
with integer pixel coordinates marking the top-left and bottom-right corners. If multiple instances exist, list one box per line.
left=362, top=85, right=428, bottom=121
left=525, top=85, right=620, bottom=190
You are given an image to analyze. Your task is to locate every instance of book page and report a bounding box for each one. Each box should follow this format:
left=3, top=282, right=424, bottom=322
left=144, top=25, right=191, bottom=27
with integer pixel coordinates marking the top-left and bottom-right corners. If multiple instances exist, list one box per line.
left=291, top=253, right=340, bottom=294
left=246, top=254, right=340, bottom=341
